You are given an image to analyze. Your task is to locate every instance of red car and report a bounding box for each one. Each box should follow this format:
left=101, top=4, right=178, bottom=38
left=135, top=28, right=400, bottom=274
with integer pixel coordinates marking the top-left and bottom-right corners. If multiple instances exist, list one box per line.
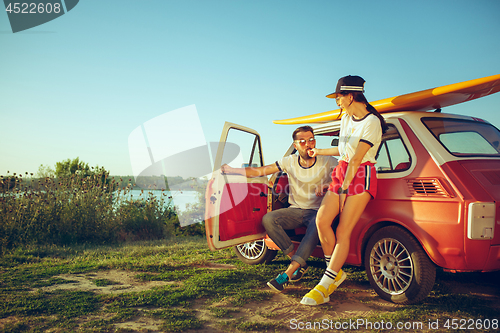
left=204, top=75, right=500, bottom=304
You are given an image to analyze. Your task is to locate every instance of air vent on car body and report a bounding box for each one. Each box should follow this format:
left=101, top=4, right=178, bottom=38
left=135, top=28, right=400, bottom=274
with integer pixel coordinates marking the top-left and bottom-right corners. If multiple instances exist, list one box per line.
left=407, top=178, right=451, bottom=197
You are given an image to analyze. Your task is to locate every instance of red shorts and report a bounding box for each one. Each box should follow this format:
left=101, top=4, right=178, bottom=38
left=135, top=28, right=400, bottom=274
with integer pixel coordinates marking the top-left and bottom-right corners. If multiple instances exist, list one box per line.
left=328, top=160, right=377, bottom=199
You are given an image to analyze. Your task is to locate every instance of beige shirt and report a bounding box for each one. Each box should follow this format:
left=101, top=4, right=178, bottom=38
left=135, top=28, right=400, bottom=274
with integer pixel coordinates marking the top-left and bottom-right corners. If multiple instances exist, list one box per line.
left=276, top=155, right=337, bottom=210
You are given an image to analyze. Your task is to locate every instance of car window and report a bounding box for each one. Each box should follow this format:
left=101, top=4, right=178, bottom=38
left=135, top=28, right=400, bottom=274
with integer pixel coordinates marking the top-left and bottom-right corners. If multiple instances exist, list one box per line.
left=422, top=118, right=500, bottom=157
left=315, top=132, right=339, bottom=150
left=375, top=124, right=411, bottom=173
left=316, top=126, right=410, bottom=173
left=222, top=128, right=263, bottom=168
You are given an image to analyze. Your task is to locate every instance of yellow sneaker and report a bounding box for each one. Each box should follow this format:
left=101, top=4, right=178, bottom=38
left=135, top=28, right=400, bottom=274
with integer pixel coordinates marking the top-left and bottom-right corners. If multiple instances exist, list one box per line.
left=300, top=285, right=330, bottom=305
left=300, top=269, right=346, bottom=306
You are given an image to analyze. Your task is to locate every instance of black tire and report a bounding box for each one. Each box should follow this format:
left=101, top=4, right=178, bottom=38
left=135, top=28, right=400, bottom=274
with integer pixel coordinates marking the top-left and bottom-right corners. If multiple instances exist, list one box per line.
left=364, top=225, right=436, bottom=304
left=233, top=239, right=278, bottom=265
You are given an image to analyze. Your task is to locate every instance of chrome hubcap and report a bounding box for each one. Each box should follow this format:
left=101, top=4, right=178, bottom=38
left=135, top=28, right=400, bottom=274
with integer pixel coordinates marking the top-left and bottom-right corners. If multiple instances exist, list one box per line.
left=236, top=240, right=265, bottom=260
left=369, top=238, right=413, bottom=295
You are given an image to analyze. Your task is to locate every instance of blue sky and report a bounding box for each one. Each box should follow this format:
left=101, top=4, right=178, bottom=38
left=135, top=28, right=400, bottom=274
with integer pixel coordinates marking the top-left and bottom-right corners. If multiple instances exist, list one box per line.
left=1, top=0, right=500, bottom=177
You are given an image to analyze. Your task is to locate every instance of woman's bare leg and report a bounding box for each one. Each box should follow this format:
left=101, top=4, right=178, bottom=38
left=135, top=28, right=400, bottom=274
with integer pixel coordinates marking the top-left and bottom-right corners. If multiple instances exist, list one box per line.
left=315, top=191, right=340, bottom=257
left=329, top=191, right=371, bottom=272
left=301, top=191, right=372, bottom=306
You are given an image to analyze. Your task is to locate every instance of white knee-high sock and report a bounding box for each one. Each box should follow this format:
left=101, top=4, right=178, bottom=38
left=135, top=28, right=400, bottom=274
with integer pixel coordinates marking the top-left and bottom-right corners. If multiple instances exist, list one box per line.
left=324, top=254, right=331, bottom=267
left=318, top=268, right=337, bottom=294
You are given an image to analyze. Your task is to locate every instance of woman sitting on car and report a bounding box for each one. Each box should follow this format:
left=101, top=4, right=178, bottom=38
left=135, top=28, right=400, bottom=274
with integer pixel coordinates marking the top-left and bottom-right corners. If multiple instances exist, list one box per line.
left=301, top=75, right=388, bottom=306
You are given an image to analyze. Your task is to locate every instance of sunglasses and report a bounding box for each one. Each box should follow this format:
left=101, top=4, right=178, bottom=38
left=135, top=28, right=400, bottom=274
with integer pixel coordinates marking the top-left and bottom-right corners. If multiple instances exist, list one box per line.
left=294, top=138, right=316, bottom=145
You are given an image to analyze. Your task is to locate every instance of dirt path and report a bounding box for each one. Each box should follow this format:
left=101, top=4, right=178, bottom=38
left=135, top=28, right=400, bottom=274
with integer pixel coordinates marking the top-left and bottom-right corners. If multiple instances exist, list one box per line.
left=24, top=267, right=500, bottom=332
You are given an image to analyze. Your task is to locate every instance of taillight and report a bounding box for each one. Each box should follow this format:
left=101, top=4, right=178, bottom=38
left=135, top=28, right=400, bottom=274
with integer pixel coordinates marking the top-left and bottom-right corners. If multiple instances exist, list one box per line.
left=467, top=202, right=495, bottom=240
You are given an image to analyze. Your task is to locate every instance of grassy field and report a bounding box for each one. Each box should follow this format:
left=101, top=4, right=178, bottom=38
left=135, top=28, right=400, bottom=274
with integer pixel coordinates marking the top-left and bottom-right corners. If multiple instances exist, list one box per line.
left=0, top=237, right=499, bottom=332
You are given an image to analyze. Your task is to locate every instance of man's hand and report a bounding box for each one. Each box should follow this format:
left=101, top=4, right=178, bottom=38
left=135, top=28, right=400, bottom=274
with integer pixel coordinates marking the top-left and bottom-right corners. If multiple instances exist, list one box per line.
left=221, top=164, right=234, bottom=174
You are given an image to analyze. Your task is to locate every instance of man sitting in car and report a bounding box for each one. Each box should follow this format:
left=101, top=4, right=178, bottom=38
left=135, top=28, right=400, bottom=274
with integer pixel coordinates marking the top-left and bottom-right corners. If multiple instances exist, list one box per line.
left=221, top=125, right=337, bottom=291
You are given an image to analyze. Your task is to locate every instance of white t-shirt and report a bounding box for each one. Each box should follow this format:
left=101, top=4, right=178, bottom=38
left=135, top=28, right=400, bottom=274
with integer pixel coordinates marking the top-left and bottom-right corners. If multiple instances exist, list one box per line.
left=276, top=155, right=337, bottom=210
left=338, top=113, right=382, bottom=164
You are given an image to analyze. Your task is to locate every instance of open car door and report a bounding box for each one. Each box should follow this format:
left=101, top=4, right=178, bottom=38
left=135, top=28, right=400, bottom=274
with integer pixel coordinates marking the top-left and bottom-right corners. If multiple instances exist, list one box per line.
left=205, top=122, right=269, bottom=250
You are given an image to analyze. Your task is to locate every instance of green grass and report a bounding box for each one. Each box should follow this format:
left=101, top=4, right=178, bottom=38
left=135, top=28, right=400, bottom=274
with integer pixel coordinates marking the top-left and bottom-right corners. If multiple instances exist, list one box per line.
left=93, top=279, right=119, bottom=287
left=0, top=237, right=499, bottom=332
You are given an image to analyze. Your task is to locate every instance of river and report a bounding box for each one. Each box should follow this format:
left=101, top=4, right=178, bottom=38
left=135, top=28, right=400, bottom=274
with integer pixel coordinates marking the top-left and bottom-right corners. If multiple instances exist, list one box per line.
left=117, top=190, right=200, bottom=212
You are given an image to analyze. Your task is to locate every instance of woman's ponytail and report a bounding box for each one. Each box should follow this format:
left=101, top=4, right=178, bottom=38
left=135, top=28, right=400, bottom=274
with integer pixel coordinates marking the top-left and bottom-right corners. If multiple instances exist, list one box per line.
left=352, top=92, right=389, bottom=133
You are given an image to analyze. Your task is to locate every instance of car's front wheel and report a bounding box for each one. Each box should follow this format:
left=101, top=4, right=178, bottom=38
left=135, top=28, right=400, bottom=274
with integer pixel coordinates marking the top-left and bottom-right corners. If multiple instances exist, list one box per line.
left=364, top=225, right=436, bottom=304
left=233, top=239, right=277, bottom=265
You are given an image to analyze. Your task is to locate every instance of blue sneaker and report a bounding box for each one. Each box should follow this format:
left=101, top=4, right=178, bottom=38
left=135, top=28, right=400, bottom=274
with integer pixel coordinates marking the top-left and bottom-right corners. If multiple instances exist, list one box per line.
left=289, top=264, right=309, bottom=282
left=267, top=273, right=289, bottom=292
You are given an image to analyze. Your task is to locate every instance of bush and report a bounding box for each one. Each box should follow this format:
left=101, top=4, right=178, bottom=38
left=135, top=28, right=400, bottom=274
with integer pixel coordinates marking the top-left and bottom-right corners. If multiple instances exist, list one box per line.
left=0, top=170, right=179, bottom=254
left=116, top=191, right=176, bottom=242
left=0, top=171, right=114, bottom=251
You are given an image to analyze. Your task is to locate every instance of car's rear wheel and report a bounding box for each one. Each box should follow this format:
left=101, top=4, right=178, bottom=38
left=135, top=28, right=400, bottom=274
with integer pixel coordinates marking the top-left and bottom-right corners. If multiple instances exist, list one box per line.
left=364, top=226, right=436, bottom=304
left=233, top=239, right=277, bottom=265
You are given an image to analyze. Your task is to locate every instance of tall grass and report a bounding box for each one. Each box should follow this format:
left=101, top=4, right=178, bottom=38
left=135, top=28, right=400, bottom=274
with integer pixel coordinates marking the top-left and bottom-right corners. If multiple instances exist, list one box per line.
left=0, top=171, right=183, bottom=254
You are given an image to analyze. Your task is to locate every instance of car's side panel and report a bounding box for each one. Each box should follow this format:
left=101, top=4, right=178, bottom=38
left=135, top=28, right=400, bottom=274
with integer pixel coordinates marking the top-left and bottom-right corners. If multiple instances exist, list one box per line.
left=349, top=119, right=467, bottom=270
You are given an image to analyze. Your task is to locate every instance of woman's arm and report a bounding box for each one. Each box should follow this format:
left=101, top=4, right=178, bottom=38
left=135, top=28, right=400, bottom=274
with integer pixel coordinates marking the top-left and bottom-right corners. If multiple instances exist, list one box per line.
left=308, top=147, right=339, bottom=157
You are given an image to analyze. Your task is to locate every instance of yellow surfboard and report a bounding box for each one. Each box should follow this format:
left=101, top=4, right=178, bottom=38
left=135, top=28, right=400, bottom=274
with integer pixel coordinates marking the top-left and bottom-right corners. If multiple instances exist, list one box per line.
left=273, top=74, right=500, bottom=125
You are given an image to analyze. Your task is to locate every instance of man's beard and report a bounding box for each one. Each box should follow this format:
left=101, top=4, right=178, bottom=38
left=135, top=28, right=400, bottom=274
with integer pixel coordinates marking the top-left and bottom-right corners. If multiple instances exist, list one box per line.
left=299, top=149, right=313, bottom=160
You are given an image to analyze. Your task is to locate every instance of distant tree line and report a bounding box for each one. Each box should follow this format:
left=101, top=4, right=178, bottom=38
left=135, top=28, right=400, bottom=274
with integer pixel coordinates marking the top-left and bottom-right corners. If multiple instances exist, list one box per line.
left=110, top=175, right=207, bottom=191
left=1, top=158, right=208, bottom=192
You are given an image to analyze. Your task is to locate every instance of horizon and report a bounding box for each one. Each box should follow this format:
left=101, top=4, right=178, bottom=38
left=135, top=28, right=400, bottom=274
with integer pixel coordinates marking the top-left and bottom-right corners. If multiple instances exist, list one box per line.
left=1, top=0, right=499, bottom=176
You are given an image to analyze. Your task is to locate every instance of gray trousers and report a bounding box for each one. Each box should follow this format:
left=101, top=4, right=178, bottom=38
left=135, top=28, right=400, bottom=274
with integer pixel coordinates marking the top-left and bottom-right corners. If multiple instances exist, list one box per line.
left=262, top=207, right=319, bottom=267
